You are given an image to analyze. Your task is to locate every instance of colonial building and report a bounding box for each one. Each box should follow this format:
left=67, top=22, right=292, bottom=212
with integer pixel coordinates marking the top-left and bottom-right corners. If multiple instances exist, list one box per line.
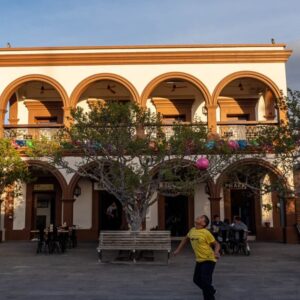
left=0, top=43, right=298, bottom=243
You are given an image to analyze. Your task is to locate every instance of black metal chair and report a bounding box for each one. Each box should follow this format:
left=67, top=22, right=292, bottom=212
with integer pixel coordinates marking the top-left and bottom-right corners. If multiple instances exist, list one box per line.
left=48, top=228, right=62, bottom=254
left=218, top=229, right=230, bottom=255
left=36, top=227, right=48, bottom=254
left=229, top=229, right=250, bottom=256
left=70, top=226, right=77, bottom=248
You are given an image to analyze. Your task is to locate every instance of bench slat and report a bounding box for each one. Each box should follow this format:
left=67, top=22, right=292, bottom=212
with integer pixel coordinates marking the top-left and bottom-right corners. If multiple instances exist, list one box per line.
left=98, top=230, right=171, bottom=251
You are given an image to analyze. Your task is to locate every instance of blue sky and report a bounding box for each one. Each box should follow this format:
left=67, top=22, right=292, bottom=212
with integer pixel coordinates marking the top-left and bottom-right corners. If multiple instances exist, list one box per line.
left=0, top=0, right=299, bottom=89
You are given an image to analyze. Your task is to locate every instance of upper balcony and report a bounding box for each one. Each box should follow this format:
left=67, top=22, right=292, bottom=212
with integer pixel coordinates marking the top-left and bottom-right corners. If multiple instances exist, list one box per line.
left=216, top=77, right=279, bottom=140
left=2, top=80, right=64, bottom=144
left=1, top=72, right=282, bottom=148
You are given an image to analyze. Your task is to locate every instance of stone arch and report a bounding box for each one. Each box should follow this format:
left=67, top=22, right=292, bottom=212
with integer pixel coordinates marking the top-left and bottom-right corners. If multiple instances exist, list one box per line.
left=140, top=72, right=212, bottom=108
left=212, top=71, right=283, bottom=107
left=150, top=158, right=214, bottom=232
left=0, top=74, right=70, bottom=113
left=215, top=158, right=288, bottom=198
left=27, top=160, right=69, bottom=199
left=70, top=73, right=140, bottom=108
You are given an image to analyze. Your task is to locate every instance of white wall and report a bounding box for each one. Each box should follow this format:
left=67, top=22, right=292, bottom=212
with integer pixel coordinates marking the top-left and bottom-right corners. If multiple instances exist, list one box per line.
left=13, top=182, right=26, bottom=230
left=0, top=62, right=288, bottom=101
left=194, top=183, right=211, bottom=220
left=73, top=178, right=93, bottom=229
left=192, top=95, right=207, bottom=122
left=261, top=174, right=274, bottom=227
left=257, top=95, right=265, bottom=121
left=17, top=99, right=29, bottom=124
left=76, top=99, right=90, bottom=111
left=219, top=187, right=224, bottom=221
left=146, top=191, right=158, bottom=230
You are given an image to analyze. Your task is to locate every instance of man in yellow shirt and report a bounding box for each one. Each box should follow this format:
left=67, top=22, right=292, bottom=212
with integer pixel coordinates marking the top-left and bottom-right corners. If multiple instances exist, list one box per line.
left=174, top=215, right=220, bottom=300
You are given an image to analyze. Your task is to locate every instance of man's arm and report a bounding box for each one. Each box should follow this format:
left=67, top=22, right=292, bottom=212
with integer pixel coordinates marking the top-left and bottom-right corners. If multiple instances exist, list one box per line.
left=173, top=236, right=189, bottom=256
left=211, top=240, right=221, bottom=259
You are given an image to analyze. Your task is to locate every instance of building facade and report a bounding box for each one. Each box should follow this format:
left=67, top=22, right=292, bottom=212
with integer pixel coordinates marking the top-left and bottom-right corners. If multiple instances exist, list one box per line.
left=0, top=43, right=299, bottom=243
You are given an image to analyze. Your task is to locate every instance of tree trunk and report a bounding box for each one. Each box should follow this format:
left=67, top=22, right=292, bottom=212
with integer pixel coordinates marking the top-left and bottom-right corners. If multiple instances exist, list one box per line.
left=124, top=205, right=144, bottom=231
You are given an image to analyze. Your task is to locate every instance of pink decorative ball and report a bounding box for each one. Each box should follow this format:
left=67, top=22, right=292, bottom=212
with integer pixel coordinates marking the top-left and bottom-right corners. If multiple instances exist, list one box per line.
left=228, top=140, right=239, bottom=150
left=196, top=157, right=209, bottom=170
left=11, top=140, right=19, bottom=149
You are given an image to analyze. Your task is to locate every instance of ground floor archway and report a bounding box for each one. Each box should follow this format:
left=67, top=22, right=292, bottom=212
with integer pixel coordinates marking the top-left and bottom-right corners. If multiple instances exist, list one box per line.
left=3, top=162, right=66, bottom=241
left=158, top=194, right=194, bottom=237
left=70, top=178, right=128, bottom=241
left=216, top=159, right=298, bottom=243
left=98, top=190, right=123, bottom=231
left=230, top=189, right=257, bottom=234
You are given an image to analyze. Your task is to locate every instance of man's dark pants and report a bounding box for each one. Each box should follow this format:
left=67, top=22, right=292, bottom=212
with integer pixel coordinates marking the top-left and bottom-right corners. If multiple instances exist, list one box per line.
left=193, top=261, right=216, bottom=300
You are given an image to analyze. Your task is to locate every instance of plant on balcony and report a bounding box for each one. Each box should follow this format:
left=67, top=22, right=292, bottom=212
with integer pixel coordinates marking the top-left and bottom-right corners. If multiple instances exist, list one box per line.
left=262, top=203, right=273, bottom=212
left=29, top=101, right=240, bottom=231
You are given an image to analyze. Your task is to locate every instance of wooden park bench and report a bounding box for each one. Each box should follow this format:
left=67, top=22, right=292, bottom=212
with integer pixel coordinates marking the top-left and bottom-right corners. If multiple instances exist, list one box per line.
left=97, top=230, right=171, bottom=265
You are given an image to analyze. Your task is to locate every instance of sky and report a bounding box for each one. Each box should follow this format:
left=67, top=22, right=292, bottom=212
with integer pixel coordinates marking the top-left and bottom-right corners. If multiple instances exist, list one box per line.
left=0, top=0, right=299, bottom=89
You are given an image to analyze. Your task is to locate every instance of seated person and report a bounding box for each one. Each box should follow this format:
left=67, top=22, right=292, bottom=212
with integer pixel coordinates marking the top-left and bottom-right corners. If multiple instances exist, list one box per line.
left=231, top=216, right=248, bottom=231
left=231, top=216, right=248, bottom=240
left=221, top=218, right=231, bottom=230
left=211, top=215, right=224, bottom=239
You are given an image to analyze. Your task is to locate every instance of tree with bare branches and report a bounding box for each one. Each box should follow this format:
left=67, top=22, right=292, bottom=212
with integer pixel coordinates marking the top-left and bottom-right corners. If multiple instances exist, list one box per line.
left=29, top=90, right=300, bottom=230
left=30, top=102, right=243, bottom=230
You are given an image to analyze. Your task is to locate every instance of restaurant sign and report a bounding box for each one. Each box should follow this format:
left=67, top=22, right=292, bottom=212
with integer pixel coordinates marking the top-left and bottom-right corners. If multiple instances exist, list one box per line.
left=224, top=182, right=247, bottom=190
left=33, top=184, right=55, bottom=191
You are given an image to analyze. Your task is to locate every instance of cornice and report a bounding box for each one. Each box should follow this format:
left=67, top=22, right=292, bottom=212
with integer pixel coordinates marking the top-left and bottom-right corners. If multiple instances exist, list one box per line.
left=0, top=43, right=288, bottom=52
left=0, top=50, right=292, bottom=67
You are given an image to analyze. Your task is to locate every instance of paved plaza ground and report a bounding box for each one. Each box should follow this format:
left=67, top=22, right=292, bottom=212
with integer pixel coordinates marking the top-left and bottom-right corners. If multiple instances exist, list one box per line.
left=0, top=241, right=299, bottom=300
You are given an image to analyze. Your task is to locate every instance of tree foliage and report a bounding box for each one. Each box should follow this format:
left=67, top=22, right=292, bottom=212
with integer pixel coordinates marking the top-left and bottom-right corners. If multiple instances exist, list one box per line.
left=0, top=138, right=30, bottom=200
left=29, top=91, right=300, bottom=230
left=30, top=102, right=241, bottom=230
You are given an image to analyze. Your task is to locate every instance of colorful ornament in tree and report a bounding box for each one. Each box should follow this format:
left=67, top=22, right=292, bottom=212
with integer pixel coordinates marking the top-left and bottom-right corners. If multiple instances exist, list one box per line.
left=250, top=140, right=259, bottom=147
left=228, top=140, right=239, bottom=150
left=72, top=140, right=82, bottom=147
left=205, top=140, right=215, bottom=150
left=86, top=140, right=101, bottom=150
left=11, top=140, right=20, bottom=149
left=16, top=140, right=26, bottom=147
left=237, top=140, right=247, bottom=149
left=26, top=140, right=33, bottom=148
left=93, top=142, right=101, bottom=150
left=263, top=144, right=273, bottom=153
left=196, top=157, right=209, bottom=170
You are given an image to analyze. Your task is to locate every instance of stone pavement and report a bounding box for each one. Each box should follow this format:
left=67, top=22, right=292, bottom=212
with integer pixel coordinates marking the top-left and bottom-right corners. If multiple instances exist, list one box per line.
left=0, top=241, right=299, bottom=300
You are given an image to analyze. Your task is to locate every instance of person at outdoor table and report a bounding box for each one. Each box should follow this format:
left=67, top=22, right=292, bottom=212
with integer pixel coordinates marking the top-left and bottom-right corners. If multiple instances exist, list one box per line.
left=211, top=214, right=223, bottom=239
left=61, top=221, right=68, bottom=229
left=231, top=216, right=248, bottom=240
left=231, top=216, right=248, bottom=231
left=173, top=215, right=220, bottom=300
